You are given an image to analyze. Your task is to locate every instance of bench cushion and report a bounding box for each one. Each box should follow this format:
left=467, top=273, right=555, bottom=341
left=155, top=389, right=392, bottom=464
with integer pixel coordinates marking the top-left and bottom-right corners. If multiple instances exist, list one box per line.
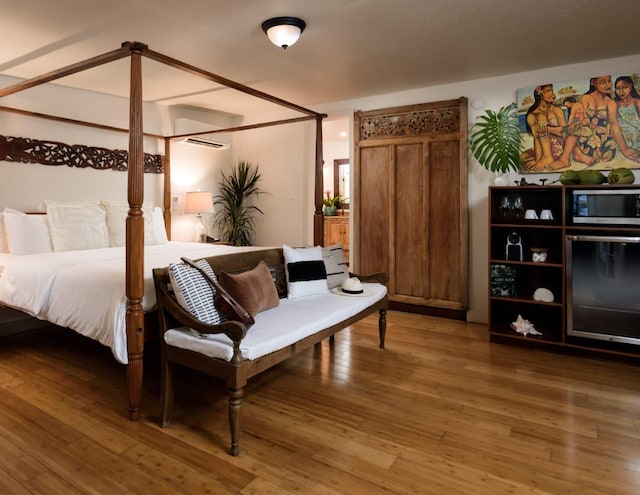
left=164, top=282, right=387, bottom=362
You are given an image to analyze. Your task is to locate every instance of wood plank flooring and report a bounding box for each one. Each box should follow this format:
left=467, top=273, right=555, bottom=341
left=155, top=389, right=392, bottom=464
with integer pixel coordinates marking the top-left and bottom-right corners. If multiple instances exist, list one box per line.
left=1, top=311, right=640, bottom=494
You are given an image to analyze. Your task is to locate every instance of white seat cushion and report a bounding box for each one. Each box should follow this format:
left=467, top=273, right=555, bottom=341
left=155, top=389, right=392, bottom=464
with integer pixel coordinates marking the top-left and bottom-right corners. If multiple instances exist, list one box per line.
left=164, top=282, right=387, bottom=362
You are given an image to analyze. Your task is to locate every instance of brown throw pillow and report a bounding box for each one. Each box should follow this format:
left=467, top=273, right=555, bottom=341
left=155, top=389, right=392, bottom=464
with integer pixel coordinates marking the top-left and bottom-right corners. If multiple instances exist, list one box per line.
left=219, top=260, right=280, bottom=317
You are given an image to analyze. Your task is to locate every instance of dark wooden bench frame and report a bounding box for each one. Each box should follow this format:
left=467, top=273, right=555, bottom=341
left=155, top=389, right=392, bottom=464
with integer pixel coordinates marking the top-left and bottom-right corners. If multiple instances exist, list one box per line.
left=152, top=248, right=388, bottom=455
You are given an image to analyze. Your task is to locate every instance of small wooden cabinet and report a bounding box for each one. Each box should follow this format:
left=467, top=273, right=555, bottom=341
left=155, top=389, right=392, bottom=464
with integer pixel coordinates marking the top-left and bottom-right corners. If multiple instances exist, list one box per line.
left=324, top=215, right=349, bottom=261
left=489, top=186, right=564, bottom=345
left=489, top=185, right=640, bottom=358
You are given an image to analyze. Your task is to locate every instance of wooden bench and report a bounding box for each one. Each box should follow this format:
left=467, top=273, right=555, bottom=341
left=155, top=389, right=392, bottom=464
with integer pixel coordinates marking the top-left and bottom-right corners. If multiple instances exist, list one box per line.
left=152, top=247, right=388, bottom=455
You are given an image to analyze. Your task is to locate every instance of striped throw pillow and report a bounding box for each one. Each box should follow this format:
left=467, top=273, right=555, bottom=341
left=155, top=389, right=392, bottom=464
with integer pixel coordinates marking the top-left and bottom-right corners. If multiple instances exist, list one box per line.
left=168, top=259, right=227, bottom=325
left=322, top=243, right=349, bottom=289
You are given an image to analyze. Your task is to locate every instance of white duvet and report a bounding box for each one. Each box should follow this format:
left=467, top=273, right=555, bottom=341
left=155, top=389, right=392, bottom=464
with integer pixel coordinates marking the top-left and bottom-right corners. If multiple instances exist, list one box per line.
left=0, top=242, right=268, bottom=364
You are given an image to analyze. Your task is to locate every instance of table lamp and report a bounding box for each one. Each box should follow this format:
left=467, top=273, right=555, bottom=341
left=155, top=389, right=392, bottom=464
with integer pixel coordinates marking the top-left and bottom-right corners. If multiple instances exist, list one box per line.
left=184, top=191, right=214, bottom=242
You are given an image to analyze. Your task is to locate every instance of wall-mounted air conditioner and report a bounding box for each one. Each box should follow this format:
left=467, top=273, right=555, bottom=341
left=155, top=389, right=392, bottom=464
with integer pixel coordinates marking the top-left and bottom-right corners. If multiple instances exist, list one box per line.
left=180, top=136, right=230, bottom=150
left=174, top=118, right=230, bottom=150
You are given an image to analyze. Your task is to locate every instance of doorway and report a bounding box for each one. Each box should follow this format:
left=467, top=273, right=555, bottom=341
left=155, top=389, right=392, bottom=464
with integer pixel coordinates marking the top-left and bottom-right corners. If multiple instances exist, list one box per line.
left=322, top=117, right=350, bottom=201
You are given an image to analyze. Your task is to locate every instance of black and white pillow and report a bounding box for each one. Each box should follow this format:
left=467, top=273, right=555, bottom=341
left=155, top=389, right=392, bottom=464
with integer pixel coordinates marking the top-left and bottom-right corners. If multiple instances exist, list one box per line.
left=322, top=243, right=349, bottom=290
left=168, top=259, right=227, bottom=325
left=283, top=245, right=328, bottom=299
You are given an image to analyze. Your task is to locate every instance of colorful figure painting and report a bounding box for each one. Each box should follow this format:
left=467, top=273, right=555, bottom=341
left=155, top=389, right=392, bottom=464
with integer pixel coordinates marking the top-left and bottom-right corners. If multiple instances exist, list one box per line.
left=516, top=73, right=640, bottom=173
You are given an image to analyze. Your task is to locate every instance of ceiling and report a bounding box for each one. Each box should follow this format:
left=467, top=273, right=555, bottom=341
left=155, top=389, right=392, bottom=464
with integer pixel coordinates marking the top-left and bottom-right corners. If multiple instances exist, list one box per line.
left=1, top=0, right=639, bottom=119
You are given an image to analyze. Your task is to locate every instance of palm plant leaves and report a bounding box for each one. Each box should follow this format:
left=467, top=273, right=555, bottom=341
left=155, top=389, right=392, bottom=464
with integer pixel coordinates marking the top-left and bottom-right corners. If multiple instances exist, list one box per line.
left=470, top=103, right=522, bottom=173
left=213, top=161, right=264, bottom=246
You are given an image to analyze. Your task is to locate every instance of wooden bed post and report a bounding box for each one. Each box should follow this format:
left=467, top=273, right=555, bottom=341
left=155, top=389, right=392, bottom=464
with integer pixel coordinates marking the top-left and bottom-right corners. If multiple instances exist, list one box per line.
left=313, top=115, right=325, bottom=246
left=163, top=137, right=172, bottom=240
left=126, top=43, right=147, bottom=421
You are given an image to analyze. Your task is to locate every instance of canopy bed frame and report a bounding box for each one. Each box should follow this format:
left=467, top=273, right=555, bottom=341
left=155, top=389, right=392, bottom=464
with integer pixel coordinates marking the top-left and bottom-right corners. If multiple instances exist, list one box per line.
left=0, top=41, right=327, bottom=420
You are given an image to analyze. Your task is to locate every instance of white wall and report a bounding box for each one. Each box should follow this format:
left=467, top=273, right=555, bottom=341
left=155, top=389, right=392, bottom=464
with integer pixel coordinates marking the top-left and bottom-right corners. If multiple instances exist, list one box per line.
left=0, top=76, right=165, bottom=211
left=231, top=122, right=311, bottom=247
left=168, top=140, right=232, bottom=241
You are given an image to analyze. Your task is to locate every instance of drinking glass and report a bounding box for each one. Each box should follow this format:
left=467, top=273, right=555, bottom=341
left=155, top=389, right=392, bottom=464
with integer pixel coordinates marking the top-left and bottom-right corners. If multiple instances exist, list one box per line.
left=499, top=196, right=512, bottom=218
left=513, top=196, right=524, bottom=219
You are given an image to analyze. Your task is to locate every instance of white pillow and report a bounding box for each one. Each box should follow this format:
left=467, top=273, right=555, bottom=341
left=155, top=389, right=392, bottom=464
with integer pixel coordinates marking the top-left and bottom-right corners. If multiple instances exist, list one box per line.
left=101, top=201, right=155, bottom=247
left=2, top=208, right=53, bottom=255
left=283, top=245, right=328, bottom=299
left=152, top=207, right=169, bottom=244
left=0, top=212, right=8, bottom=253
left=168, top=259, right=227, bottom=325
left=45, top=201, right=109, bottom=252
left=322, top=243, right=349, bottom=289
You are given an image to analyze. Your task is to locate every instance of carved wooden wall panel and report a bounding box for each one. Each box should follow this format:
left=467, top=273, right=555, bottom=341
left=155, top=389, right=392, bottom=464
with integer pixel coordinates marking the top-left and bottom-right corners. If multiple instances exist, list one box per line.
left=0, top=135, right=163, bottom=173
left=358, top=105, right=461, bottom=141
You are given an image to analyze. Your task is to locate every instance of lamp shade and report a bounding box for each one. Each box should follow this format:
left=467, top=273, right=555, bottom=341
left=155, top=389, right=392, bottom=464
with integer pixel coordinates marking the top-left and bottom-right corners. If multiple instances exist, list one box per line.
left=184, top=191, right=214, bottom=214
left=261, top=17, right=306, bottom=49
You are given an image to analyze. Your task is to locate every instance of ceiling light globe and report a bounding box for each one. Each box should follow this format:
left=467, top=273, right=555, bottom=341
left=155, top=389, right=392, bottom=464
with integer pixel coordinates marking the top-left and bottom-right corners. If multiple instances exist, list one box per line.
left=262, top=17, right=306, bottom=49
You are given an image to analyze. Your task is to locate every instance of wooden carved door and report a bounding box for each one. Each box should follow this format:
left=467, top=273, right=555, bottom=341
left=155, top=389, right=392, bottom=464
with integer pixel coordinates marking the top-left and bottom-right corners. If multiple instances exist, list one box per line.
left=354, top=98, right=468, bottom=315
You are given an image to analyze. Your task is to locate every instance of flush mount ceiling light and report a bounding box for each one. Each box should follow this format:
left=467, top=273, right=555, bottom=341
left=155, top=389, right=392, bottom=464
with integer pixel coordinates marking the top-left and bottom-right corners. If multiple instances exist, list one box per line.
left=261, top=16, right=306, bottom=49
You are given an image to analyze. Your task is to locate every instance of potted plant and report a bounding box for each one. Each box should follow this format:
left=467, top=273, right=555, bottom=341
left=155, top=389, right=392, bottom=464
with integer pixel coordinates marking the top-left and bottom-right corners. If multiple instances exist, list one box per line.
left=470, top=102, right=523, bottom=184
left=323, top=191, right=344, bottom=216
left=213, top=160, right=265, bottom=246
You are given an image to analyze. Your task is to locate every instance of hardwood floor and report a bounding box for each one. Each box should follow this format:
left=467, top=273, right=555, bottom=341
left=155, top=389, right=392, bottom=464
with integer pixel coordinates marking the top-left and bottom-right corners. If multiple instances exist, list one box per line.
left=1, top=311, right=640, bottom=494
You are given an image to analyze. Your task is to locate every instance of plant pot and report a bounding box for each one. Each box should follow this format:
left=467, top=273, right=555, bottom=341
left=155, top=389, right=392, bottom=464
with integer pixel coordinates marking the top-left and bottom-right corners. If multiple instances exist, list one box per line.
left=324, top=206, right=337, bottom=216
left=493, top=172, right=511, bottom=186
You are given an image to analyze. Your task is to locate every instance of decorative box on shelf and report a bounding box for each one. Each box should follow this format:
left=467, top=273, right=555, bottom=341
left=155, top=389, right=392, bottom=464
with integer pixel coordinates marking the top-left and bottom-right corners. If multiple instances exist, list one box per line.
left=490, top=264, right=517, bottom=297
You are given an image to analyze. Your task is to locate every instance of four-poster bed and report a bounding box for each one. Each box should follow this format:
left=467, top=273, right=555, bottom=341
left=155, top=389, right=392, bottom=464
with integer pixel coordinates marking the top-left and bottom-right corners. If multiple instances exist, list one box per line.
left=0, top=41, right=327, bottom=420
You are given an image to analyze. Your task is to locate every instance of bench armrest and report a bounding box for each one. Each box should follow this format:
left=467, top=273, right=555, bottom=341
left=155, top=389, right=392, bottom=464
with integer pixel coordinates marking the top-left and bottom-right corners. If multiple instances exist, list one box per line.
left=155, top=278, right=247, bottom=344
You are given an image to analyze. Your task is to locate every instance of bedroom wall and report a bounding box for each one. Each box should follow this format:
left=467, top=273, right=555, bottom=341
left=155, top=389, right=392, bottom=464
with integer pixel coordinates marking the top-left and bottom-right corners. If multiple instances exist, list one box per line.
left=0, top=75, right=235, bottom=241
left=168, top=112, right=236, bottom=241
left=253, top=52, right=640, bottom=324
left=230, top=122, right=312, bottom=247
left=0, top=75, right=164, bottom=212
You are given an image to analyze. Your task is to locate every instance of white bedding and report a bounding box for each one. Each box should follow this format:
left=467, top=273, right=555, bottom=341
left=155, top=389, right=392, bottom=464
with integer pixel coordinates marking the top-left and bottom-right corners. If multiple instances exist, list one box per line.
left=0, top=242, right=269, bottom=364
left=0, top=253, right=11, bottom=276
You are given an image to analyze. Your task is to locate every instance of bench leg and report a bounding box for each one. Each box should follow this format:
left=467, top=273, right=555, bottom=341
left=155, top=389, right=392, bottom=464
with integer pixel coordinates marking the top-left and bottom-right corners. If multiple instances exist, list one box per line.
left=159, top=351, right=174, bottom=428
left=228, top=387, right=244, bottom=456
left=378, top=308, right=387, bottom=349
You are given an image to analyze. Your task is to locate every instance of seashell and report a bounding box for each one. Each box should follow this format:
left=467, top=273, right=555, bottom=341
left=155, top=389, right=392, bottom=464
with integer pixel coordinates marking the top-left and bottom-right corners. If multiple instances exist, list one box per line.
left=533, top=288, right=554, bottom=302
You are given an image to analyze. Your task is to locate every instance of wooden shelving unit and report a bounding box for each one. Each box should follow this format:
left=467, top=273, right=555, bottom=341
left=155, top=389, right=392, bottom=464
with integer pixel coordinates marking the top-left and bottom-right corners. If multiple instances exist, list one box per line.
left=488, top=184, right=640, bottom=358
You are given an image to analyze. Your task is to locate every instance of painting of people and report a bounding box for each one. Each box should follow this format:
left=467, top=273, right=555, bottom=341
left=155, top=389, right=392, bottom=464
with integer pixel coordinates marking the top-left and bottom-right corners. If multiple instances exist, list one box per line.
left=516, top=73, right=640, bottom=173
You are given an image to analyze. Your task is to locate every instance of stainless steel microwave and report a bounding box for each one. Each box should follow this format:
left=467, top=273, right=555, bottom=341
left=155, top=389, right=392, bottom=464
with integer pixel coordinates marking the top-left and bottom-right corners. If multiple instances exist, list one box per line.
left=571, top=188, right=640, bottom=225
